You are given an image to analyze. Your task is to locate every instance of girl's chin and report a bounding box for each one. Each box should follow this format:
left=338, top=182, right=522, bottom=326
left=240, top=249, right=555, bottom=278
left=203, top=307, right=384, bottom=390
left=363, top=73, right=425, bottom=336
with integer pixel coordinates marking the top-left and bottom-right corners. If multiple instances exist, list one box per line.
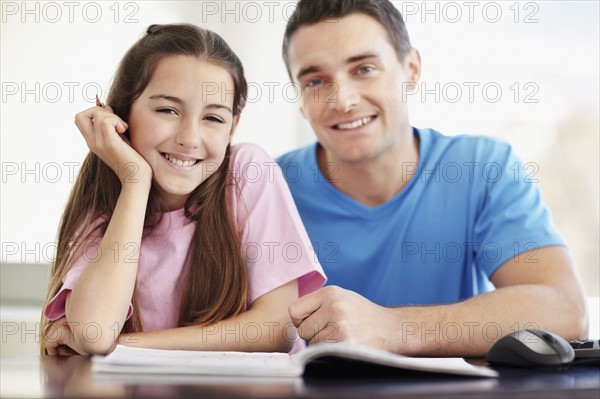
left=153, top=184, right=200, bottom=208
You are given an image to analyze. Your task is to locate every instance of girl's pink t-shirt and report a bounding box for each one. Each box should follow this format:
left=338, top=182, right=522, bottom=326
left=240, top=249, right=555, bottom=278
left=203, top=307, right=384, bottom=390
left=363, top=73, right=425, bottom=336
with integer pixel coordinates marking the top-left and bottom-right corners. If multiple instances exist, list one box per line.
left=45, top=144, right=326, bottom=353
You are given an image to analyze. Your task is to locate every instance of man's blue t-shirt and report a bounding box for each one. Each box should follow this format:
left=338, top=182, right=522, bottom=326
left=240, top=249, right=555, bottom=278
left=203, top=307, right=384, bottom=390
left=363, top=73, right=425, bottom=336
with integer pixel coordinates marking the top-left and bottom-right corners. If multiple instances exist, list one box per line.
left=276, top=127, right=565, bottom=307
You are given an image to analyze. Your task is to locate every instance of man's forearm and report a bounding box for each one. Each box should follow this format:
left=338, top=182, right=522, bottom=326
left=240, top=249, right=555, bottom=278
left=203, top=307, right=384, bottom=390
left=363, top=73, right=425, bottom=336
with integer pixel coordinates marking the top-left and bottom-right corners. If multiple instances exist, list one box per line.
left=388, top=284, right=589, bottom=357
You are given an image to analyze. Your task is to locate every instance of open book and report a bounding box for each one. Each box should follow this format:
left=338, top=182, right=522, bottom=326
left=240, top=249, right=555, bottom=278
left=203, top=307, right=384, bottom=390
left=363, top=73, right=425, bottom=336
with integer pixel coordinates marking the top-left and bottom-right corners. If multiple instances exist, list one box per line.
left=92, top=343, right=498, bottom=378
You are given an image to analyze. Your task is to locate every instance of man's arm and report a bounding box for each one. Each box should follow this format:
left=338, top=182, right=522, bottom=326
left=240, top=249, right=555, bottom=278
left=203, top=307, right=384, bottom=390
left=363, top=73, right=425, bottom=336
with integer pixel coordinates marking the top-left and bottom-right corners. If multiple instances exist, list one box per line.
left=289, top=246, right=588, bottom=357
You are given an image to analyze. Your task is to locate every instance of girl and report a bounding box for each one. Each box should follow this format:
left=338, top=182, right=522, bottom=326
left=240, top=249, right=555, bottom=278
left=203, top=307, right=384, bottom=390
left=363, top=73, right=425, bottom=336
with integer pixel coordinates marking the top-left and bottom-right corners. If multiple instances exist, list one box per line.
left=40, top=23, right=326, bottom=355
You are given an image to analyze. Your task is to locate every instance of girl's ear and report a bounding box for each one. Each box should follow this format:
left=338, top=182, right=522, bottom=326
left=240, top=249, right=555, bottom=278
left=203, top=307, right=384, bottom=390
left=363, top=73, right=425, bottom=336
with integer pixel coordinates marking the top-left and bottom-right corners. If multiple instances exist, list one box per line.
left=229, top=115, right=241, bottom=141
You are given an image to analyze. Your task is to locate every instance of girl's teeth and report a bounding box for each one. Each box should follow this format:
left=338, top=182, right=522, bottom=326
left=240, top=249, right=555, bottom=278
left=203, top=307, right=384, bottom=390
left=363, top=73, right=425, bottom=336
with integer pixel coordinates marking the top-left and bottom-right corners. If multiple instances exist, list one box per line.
left=337, top=117, right=372, bottom=130
left=164, top=153, right=198, bottom=167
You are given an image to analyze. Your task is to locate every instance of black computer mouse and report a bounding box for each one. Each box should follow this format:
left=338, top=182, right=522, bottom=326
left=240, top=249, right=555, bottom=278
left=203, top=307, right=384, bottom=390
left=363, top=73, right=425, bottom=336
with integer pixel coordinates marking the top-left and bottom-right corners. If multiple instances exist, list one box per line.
left=486, top=328, right=575, bottom=368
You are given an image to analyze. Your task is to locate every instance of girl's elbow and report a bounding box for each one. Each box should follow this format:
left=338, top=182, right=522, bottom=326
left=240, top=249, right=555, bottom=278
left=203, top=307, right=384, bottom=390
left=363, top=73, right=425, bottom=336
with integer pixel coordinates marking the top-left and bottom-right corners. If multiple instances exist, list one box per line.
left=269, top=325, right=296, bottom=353
left=74, top=329, right=116, bottom=355
left=275, top=335, right=295, bottom=353
left=251, top=324, right=295, bottom=352
left=261, top=338, right=294, bottom=353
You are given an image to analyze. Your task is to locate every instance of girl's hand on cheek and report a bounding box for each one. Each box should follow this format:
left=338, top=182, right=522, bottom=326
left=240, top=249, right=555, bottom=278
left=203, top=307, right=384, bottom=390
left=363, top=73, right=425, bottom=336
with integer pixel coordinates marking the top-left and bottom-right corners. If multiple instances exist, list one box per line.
left=74, top=105, right=153, bottom=187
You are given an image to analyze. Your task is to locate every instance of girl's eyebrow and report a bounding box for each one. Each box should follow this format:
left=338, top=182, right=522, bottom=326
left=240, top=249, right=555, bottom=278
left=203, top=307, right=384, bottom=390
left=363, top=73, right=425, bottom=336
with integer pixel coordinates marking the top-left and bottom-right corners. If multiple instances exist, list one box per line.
left=148, top=94, right=232, bottom=114
left=149, top=94, right=183, bottom=104
left=205, top=104, right=233, bottom=114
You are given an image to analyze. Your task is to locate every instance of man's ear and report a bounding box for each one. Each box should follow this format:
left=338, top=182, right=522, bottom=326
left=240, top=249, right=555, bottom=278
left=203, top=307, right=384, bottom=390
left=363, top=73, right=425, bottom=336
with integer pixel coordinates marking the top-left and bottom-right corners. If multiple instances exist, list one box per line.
left=403, top=48, right=422, bottom=84
left=229, top=115, right=241, bottom=141
left=299, top=105, right=306, bottom=119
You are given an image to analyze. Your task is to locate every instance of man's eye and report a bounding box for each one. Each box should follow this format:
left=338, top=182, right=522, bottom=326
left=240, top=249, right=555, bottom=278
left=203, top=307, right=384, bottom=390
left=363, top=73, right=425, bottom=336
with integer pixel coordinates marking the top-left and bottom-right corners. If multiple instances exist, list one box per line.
left=204, top=115, right=224, bottom=124
left=358, top=65, right=375, bottom=74
left=305, top=78, right=323, bottom=88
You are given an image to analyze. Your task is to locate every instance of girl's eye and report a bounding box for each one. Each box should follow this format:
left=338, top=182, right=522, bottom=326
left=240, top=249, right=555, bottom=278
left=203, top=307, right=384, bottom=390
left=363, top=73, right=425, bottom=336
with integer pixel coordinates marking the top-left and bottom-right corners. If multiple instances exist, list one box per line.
left=157, top=108, right=177, bottom=115
left=204, top=115, right=224, bottom=124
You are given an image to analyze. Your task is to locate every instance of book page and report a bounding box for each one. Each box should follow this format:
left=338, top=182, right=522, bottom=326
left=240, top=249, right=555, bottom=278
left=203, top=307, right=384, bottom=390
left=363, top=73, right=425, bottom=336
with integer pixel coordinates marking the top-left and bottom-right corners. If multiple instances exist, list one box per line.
left=93, top=345, right=303, bottom=377
left=292, top=343, right=498, bottom=378
left=93, top=344, right=498, bottom=378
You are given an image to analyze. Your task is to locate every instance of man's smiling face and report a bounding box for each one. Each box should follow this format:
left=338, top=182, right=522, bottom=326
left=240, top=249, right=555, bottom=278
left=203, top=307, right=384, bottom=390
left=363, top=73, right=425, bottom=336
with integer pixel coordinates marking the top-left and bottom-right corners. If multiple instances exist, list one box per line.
left=287, top=13, right=420, bottom=165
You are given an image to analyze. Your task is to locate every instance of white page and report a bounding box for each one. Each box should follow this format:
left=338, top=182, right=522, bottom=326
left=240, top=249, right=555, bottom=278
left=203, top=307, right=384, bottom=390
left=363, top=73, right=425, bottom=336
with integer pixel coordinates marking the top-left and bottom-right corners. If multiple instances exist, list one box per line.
left=93, top=345, right=303, bottom=377
left=94, top=344, right=498, bottom=378
left=292, top=343, right=499, bottom=378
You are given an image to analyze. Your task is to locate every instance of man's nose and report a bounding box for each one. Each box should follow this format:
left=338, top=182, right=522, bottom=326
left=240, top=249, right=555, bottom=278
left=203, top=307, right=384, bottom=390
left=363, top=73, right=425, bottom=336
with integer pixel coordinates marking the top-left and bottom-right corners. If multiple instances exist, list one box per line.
left=328, top=81, right=360, bottom=113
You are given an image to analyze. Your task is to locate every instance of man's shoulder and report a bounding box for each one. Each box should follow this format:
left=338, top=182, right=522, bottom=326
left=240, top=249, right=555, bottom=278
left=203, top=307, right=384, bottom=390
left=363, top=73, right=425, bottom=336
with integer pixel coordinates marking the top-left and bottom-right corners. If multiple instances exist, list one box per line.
left=421, top=127, right=511, bottom=147
left=419, top=128, right=513, bottom=161
left=276, top=142, right=316, bottom=167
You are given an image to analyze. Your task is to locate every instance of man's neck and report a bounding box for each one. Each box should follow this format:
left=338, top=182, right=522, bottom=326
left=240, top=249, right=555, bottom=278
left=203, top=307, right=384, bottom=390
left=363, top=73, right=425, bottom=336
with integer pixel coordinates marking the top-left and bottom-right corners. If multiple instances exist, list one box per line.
left=318, top=133, right=420, bottom=208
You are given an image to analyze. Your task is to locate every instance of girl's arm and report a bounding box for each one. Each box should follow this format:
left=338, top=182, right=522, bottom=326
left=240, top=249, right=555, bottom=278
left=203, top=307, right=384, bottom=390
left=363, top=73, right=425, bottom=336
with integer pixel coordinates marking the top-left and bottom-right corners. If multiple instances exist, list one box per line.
left=117, top=280, right=299, bottom=353
left=65, top=106, right=152, bottom=355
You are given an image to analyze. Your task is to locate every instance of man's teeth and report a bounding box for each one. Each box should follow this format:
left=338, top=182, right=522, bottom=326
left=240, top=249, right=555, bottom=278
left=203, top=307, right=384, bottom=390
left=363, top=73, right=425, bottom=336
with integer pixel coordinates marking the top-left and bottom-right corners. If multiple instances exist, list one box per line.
left=164, top=153, right=198, bottom=167
left=336, top=117, right=372, bottom=130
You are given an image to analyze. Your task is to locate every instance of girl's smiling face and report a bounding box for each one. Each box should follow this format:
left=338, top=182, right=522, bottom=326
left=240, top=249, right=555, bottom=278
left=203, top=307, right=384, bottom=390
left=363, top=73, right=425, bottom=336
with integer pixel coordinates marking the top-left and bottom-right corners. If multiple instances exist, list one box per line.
left=128, top=54, right=239, bottom=210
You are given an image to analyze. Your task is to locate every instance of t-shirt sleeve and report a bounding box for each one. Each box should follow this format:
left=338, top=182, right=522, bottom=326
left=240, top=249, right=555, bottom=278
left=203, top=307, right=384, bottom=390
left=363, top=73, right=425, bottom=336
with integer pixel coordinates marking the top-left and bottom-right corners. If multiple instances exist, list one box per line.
left=473, top=143, right=565, bottom=278
left=229, top=144, right=327, bottom=303
left=44, top=224, right=133, bottom=321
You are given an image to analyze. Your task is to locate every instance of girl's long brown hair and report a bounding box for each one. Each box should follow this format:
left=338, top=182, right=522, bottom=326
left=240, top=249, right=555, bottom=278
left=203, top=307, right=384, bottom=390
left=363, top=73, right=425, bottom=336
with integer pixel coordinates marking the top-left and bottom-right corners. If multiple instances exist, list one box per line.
left=40, top=24, right=249, bottom=354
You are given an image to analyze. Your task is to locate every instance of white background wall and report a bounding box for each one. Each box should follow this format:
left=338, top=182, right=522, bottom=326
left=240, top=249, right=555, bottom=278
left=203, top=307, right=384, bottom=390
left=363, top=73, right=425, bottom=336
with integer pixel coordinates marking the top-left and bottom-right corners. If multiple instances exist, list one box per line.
left=1, top=1, right=599, bottom=300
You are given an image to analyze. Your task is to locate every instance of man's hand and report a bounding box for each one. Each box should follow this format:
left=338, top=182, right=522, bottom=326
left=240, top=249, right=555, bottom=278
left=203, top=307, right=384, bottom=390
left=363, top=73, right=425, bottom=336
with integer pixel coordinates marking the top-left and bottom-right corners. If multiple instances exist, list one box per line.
left=44, top=317, right=86, bottom=356
left=288, top=286, right=395, bottom=351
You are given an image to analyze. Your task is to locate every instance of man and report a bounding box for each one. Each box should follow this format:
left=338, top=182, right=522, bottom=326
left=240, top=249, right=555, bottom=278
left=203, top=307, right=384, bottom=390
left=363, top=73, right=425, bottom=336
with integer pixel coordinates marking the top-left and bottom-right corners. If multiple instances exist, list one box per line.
left=278, top=0, right=588, bottom=356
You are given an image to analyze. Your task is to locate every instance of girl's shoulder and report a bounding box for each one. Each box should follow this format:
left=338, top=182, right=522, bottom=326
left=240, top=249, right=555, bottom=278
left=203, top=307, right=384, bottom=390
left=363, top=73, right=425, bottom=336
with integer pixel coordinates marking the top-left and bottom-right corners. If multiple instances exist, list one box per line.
left=227, top=143, right=285, bottom=196
left=228, top=144, right=281, bottom=189
left=229, top=143, right=274, bottom=166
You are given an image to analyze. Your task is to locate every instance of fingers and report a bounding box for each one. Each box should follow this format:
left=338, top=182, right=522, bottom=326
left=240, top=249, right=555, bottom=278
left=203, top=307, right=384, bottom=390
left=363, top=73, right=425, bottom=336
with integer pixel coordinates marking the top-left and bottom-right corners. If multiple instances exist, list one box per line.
left=94, top=117, right=128, bottom=148
left=47, top=344, right=80, bottom=356
left=73, top=104, right=136, bottom=179
left=296, top=309, right=338, bottom=343
left=289, top=286, right=348, bottom=326
left=44, top=317, right=86, bottom=356
left=46, top=340, right=59, bottom=356
left=73, top=102, right=152, bottom=185
left=100, top=104, right=129, bottom=134
left=45, top=329, right=65, bottom=356
left=288, top=288, right=326, bottom=327
left=289, top=286, right=348, bottom=344
left=56, top=345, right=79, bottom=356
left=73, top=105, right=129, bottom=145
left=308, top=323, right=340, bottom=345
left=45, top=317, right=68, bottom=355
left=74, top=106, right=97, bottom=141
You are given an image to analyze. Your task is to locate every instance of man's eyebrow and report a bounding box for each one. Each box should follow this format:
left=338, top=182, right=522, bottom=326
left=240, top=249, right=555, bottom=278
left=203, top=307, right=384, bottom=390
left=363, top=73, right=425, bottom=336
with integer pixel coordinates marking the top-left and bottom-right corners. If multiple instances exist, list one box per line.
left=296, top=52, right=380, bottom=81
left=346, top=52, right=379, bottom=64
left=296, top=66, right=320, bottom=82
left=148, top=95, right=232, bottom=113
